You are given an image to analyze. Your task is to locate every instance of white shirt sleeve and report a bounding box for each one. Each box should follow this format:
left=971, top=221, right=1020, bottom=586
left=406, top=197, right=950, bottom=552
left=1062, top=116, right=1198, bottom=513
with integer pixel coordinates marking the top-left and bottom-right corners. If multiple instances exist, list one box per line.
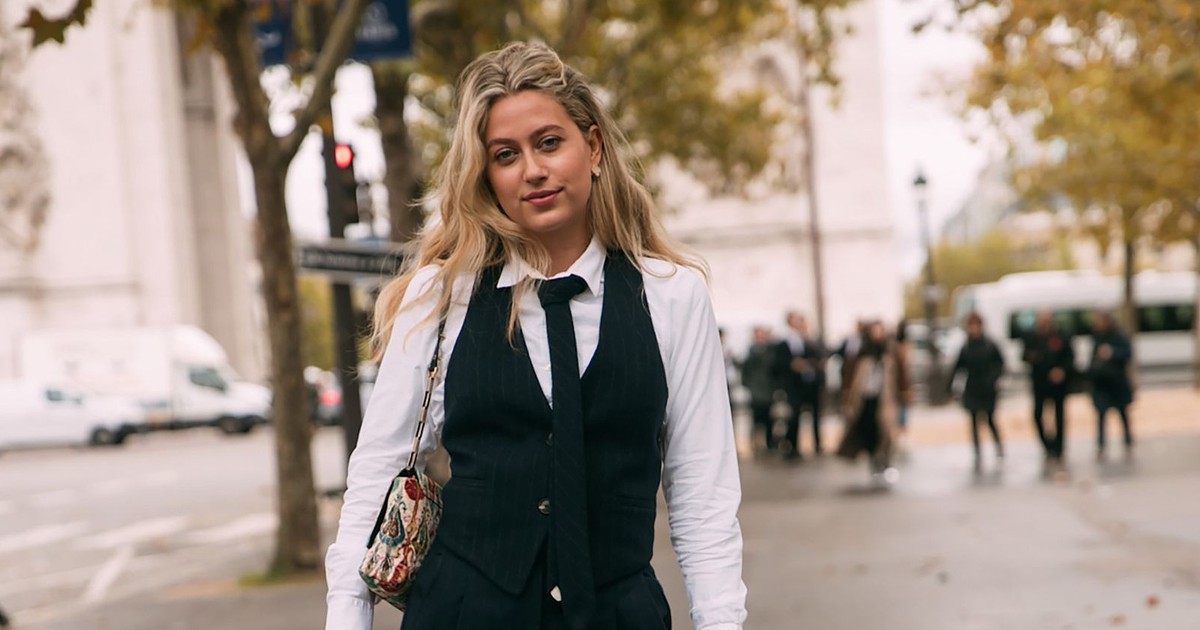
left=324, top=266, right=451, bottom=630
left=645, top=262, right=748, bottom=630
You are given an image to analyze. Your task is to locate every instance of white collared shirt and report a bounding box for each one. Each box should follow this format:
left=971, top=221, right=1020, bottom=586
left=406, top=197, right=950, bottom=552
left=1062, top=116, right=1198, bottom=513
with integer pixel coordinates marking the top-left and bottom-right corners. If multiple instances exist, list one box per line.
left=325, top=238, right=747, bottom=630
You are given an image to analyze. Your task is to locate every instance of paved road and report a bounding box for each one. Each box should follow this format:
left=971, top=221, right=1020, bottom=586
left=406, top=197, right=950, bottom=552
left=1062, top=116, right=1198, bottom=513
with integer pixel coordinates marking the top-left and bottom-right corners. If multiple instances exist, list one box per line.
left=2, top=388, right=1198, bottom=629
left=0, top=426, right=353, bottom=627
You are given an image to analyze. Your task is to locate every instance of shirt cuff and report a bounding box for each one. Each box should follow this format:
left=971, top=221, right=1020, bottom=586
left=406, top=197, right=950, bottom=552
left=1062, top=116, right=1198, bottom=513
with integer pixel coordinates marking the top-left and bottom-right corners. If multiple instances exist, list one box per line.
left=325, top=594, right=373, bottom=630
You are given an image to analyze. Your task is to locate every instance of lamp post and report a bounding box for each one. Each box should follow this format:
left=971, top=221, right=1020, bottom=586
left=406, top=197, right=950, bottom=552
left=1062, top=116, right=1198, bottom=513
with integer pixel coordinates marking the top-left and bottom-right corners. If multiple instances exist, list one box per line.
left=914, top=170, right=949, bottom=405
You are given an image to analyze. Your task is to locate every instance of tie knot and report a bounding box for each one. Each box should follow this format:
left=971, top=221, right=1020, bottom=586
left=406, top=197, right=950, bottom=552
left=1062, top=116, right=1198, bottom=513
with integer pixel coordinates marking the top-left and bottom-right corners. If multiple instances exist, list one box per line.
left=538, top=275, right=588, bottom=306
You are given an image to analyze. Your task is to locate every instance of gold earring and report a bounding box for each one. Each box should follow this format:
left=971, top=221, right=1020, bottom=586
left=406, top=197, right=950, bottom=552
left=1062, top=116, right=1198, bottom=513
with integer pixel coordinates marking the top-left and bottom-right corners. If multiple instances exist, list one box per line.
left=591, top=165, right=601, bottom=178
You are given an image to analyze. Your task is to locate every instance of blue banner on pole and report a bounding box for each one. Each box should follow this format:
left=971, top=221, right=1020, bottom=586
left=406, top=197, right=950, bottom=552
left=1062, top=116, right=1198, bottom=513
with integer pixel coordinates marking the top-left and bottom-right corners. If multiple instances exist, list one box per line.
left=350, top=0, right=413, bottom=63
left=253, top=0, right=412, bottom=69
left=253, top=1, right=293, bottom=68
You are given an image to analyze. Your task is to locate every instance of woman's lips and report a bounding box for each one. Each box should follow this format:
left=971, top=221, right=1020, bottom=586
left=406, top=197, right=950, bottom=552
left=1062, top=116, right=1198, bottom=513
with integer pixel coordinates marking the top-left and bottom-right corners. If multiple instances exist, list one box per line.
left=524, top=189, right=561, bottom=208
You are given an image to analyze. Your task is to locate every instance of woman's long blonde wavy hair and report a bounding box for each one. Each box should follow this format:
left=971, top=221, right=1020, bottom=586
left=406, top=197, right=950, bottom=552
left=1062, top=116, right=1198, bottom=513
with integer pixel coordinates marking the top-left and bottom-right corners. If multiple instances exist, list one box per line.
left=371, top=41, right=704, bottom=356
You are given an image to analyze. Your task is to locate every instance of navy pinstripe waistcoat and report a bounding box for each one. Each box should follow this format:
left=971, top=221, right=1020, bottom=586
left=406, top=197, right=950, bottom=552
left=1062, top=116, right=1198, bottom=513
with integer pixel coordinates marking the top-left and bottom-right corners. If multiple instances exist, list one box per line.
left=438, top=252, right=669, bottom=596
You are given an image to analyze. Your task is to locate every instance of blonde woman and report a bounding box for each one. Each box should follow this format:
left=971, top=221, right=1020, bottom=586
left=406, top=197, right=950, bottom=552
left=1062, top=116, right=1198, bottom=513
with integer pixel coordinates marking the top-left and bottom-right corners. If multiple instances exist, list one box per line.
left=325, top=42, right=746, bottom=630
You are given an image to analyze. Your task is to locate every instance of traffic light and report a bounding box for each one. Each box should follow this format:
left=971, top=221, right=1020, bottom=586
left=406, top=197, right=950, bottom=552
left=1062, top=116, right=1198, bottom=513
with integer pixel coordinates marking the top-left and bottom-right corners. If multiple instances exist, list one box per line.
left=331, top=142, right=360, bottom=225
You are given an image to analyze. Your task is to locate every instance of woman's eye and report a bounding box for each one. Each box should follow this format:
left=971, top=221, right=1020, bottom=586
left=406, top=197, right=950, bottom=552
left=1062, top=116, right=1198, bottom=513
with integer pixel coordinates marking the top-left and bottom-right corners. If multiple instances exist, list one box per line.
left=539, top=136, right=562, bottom=151
left=494, top=148, right=517, bottom=163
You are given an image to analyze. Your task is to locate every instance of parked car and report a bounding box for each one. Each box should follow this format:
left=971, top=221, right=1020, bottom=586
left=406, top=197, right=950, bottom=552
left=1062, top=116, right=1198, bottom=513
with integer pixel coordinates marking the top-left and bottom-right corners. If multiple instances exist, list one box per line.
left=0, top=381, right=145, bottom=451
left=306, top=364, right=376, bottom=427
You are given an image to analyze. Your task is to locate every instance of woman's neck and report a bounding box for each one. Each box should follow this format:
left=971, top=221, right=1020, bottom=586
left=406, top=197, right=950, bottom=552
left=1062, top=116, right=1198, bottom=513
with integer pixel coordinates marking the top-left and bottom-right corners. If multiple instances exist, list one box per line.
left=539, top=231, right=592, bottom=276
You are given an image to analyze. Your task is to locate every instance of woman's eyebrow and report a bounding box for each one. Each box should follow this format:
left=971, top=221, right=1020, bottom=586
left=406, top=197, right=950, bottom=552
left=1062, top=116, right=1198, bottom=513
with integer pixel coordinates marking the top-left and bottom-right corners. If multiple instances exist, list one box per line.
left=487, top=124, right=566, bottom=148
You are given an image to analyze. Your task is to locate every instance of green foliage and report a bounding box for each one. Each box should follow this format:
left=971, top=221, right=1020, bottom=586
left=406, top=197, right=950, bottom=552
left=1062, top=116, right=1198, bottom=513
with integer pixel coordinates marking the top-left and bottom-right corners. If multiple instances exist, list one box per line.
left=950, top=0, right=1200, bottom=246
left=938, top=0, right=1200, bottom=339
left=298, top=277, right=335, bottom=370
left=904, top=229, right=1073, bottom=319
left=404, top=0, right=858, bottom=194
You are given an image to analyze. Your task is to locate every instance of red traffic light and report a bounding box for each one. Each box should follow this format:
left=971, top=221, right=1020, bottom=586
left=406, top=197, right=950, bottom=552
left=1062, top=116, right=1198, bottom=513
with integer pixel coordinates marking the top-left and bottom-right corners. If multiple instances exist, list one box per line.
left=334, top=144, right=354, bottom=169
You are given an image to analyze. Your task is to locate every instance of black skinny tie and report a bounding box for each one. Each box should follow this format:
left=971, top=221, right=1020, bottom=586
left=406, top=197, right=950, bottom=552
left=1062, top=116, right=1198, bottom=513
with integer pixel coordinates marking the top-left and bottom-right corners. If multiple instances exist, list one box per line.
left=538, top=275, right=594, bottom=629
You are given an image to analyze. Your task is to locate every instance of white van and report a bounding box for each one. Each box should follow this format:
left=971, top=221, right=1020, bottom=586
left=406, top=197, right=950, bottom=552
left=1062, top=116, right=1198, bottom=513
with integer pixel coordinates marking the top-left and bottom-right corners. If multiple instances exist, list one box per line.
left=17, top=326, right=271, bottom=435
left=950, top=270, right=1196, bottom=373
left=0, top=381, right=144, bottom=450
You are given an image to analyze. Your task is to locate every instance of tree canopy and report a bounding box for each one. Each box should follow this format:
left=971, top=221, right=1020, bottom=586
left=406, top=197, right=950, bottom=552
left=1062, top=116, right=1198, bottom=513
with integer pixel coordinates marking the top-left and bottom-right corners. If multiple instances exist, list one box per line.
left=402, top=0, right=858, bottom=194
left=942, top=0, right=1200, bottom=332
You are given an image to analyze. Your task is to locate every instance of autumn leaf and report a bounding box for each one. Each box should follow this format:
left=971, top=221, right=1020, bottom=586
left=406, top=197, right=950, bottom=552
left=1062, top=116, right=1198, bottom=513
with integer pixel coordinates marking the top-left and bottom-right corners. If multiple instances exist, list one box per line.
left=19, top=0, right=94, bottom=47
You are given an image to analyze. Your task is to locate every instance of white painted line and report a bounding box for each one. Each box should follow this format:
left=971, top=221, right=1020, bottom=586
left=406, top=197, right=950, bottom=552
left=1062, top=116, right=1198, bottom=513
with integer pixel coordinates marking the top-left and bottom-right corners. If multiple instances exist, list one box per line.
left=182, top=512, right=278, bottom=545
left=76, top=516, right=189, bottom=550
left=30, top=489, right=77, bottom=508
left=0, top=522, right=89, bottom=554
left=90, top=478, right=136, bottom=498
left=140, top=471, right=180, bottom=488
left=0, top=563, right=102, bottom=597
left=82, top=544, right=134, bottom=603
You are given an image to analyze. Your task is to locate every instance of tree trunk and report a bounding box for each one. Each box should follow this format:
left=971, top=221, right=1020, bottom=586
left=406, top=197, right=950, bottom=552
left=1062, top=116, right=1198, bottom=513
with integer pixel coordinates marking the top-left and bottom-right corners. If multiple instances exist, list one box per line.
left=1121, top=236, right=1140, bottom=393
left=252, top=165, right=323, bottom=574
left=1194, top=237, right=1200, bottom=390
left=372, top=62, right=424, bottom=243
left=208, top=0, right=323, bottom=577
left=1121, top=237, right=1137, bottom=335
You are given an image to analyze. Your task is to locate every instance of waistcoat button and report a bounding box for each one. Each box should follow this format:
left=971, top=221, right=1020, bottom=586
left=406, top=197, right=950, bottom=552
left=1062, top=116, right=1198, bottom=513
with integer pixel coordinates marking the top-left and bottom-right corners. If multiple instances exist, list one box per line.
left=537, top=498, right=551, bottom=515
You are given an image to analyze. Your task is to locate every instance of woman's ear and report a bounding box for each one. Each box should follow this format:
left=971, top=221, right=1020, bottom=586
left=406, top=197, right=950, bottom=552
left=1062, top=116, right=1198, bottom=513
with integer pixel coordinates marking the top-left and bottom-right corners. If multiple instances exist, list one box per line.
left=587, top=124, right=603, bottom=169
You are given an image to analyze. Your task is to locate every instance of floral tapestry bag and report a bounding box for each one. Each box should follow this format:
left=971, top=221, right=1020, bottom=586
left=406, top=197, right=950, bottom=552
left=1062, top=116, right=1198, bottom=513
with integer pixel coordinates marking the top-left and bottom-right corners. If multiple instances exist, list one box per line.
left=359, top=315, right=447, bottom=611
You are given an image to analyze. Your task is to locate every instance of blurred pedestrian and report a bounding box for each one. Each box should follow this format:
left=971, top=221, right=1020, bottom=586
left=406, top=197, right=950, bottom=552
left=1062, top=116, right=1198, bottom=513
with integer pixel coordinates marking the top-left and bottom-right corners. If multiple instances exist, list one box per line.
left=776, top=312, right=826, bottom=459
left=834, top=320, right=867, bottom=406
left=744, top=326, right=784, bottom=455
left=837, top=321, right=908, bottom=482
left=1022, top=310, right=1075, bottom=461
left=1088, top=312, right=1134, bottom=458
left=325, top=42, right=746, bottom=630
left=948, top=313, right=1006, bottom=472
left=894, top=320, right=913, bottom=433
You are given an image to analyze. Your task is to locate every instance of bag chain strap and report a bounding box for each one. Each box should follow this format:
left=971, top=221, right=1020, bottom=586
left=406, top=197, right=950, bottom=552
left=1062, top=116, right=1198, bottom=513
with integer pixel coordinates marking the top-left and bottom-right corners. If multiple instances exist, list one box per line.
left=404, top=309, right=447, bottom=473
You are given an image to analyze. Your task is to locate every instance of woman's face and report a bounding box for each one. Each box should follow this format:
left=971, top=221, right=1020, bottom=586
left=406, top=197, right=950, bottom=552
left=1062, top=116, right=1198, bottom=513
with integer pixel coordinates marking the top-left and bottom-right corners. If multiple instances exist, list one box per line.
left=484, top=90, right=601, bottom=247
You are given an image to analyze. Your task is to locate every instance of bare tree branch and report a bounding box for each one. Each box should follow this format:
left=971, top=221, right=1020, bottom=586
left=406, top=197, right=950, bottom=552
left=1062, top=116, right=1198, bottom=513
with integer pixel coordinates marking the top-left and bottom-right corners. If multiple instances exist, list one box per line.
left=280, top=0, right=372, bottom=163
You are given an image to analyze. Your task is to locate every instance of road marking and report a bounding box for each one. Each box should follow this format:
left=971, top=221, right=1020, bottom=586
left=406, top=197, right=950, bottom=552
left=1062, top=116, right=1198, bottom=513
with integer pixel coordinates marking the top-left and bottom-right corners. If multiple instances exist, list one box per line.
left=0, top=563, right=104, bottom=597
left=76, top=516, right=189, bottom=550
left=82, top=544, right=135, bottom=603
left=183, top=512, right=278, bottom=545
left=0, top=522, right=89, bottom=555
left=90, top=478, right=137, bottom=498
left=30, top=489, right=77, bottom=508
left=141, top=471, right=180, bottom=488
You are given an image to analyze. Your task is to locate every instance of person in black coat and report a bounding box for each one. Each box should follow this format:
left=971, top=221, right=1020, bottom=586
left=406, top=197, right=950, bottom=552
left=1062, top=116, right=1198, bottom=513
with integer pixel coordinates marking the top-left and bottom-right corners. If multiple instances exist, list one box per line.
left=949, top=313, right=1006, bottom=472
left=1088, top=312, right=1134, bottom=457
left=776, top=312, right=827, bottom=459
left=1022, top=310, right=1075, bottom=460
left=743, top=326, right=785, bottom=454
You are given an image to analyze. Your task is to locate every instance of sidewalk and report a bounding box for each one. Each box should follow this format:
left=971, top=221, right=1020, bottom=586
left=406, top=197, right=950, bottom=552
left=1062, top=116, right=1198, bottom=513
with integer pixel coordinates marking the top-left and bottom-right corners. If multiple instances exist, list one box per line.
left=17, top=387, right=1200, bottom=630
left=760, top=385, right=1200, bottom=457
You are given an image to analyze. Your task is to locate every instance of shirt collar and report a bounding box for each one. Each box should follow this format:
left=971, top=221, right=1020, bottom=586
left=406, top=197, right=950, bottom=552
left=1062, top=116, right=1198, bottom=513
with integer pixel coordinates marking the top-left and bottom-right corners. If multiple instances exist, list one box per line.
left=496, top=237, right=606, bottom=297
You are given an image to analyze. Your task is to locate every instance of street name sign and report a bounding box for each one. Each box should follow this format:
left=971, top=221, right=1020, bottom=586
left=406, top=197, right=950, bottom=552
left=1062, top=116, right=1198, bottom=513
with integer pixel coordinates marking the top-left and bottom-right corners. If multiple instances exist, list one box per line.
left=296, top=239, right=405, bottom=283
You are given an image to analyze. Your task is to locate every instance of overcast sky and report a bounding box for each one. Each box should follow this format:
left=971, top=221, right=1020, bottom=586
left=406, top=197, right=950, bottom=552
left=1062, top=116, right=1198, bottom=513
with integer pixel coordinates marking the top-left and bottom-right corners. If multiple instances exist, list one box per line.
left=268, top=0, right=1001, bottom=279
left=880, top=0, right=1001, bottom=274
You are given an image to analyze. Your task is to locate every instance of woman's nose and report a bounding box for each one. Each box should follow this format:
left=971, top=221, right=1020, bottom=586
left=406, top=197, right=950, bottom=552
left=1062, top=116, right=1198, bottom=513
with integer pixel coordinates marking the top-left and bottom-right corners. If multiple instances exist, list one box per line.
left=522, top=153, right=549, bottom=182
